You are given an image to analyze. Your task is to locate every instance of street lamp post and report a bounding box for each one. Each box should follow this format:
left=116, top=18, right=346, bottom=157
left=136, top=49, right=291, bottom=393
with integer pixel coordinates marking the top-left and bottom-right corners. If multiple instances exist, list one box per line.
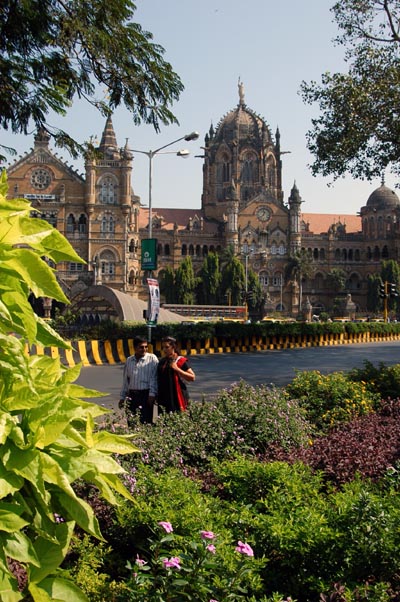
left=131, top=131, right=199, bottom=342
left=132, top=131, right=199, bottom=239
left=242, top=244, right=255, bottom=322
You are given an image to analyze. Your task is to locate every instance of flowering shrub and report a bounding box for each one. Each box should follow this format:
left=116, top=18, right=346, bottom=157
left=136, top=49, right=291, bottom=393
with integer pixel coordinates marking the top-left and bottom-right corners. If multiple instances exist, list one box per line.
left=117, top=380, right=311, bottom=473
left=285, top=370, right=379, bottom=432
left=117, top=521, right=266, bottom=602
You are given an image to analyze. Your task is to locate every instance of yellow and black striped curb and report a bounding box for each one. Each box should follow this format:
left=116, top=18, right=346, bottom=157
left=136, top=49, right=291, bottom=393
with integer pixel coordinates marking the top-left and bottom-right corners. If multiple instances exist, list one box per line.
left=25, top=330, right=400, bottom=367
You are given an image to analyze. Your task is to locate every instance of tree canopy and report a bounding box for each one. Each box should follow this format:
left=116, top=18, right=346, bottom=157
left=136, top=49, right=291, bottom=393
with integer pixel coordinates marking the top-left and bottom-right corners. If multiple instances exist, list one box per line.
left=301, top=0, right=400, bottom=181
left=0, top=0, right=184, bottom=160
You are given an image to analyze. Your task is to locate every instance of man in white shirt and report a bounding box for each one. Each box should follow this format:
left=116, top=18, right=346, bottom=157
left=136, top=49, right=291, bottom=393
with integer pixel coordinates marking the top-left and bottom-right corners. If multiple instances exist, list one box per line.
left=119, top=336, right=158, bottom=425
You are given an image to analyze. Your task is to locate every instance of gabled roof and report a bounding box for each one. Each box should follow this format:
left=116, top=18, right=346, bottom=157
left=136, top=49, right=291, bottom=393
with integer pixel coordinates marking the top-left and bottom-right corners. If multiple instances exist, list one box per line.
left=7, top=136, right=84, bottom=182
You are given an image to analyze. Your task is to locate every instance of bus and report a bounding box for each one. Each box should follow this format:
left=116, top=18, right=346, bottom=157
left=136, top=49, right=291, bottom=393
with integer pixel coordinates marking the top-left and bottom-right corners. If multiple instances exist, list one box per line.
left=162, top=304, right=246, bottom=321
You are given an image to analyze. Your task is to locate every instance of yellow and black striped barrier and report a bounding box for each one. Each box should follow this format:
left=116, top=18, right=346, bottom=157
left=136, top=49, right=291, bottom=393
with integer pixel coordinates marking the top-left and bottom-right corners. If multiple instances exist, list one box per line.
left=24, top=330, right=400, bottom=367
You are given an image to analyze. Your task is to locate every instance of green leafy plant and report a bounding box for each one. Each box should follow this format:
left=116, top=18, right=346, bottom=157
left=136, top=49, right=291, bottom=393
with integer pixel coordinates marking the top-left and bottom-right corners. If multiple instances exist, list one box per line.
left=0, top=171, right=139, bottom=601
left=118, top=520, right=267, bottom=602
left=113, top=381, right=311, bottom=473
left=285, top=370, right=379, bottom=432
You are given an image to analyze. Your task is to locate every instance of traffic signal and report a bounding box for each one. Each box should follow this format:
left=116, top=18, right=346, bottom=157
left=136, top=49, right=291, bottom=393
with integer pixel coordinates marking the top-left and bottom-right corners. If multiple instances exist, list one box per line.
left=389, top=283, right=398, bottom=297
left=379, top=283, right=387, bottom=298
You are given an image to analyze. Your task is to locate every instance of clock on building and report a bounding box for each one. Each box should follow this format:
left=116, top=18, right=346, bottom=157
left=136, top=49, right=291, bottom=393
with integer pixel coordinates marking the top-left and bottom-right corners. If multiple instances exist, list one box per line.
left=30, top=168, right=52, bottom=190
left=256, top=206, right=271, bottom=222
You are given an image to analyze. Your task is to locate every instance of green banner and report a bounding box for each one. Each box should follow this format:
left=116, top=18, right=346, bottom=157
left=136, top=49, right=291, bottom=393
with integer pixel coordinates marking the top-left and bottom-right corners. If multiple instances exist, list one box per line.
left=141, top=238, right=158, bottom=271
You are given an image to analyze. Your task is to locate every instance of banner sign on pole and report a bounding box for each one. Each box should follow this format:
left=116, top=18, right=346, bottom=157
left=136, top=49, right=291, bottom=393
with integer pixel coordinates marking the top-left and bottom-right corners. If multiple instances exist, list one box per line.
left=141, top=238, right=158, bottom=271
left=147, top=278, right=160, bottom=326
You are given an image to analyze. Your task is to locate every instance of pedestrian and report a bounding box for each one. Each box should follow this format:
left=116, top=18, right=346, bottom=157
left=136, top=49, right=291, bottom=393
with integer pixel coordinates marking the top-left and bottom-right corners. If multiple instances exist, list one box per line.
left=157, top=336, right=195, bottom=413
left=119, top=336, right=158, bottom=425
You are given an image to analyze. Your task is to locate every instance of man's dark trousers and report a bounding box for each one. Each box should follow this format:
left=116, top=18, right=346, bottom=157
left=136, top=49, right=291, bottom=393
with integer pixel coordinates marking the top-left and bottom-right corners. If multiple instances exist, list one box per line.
left=126, top=389, right=153, bottom=424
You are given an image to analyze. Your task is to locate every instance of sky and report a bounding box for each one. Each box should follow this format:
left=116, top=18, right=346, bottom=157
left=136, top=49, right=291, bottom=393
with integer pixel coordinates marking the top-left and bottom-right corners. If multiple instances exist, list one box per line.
left=2, top=0, right=397, bottom=216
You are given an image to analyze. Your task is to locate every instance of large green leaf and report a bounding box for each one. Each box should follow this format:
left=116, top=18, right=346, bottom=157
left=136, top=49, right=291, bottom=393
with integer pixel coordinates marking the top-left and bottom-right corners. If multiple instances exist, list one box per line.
left=54, top=492, right=103, bottom=540
left=92, top=430, right=139, bottom=454
left=3, top=531, right=40, bottom=566
left=29, top=521, right=74, bottom=583
left=0, top=505, right=29, bottom=532
left=35, top=318, right=72, bottom=349
left=0, top=570, right=21, bottom=602
left=0, top=462, right=23, bottom=498
left=29, top=577, right=88, bottom=602
left=1, top=290, right=38, bottom=342
left=1, top=249, right=69, bottom=302
left=2, top=445, right=46, bottom=498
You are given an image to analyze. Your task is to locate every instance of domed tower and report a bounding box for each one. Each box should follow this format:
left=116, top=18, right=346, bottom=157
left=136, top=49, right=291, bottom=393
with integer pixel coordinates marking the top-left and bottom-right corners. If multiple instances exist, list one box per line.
left=201, top=81, right=283, bottom=221
left=360, top=183, right=400, bottom=241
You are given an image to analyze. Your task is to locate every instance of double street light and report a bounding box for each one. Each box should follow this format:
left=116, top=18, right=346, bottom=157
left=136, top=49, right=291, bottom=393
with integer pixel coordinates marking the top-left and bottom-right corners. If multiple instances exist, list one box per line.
left=131, top=131, right=199, bottom=239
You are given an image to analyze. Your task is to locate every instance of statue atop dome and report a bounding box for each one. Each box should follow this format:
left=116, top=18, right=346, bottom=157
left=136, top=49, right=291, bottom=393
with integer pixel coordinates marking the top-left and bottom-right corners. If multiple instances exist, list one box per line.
left=238, top=77, right=245, bottom=105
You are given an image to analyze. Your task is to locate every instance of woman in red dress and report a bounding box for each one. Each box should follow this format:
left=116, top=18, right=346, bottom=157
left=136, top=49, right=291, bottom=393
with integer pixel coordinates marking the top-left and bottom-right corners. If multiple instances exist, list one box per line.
left=157, top=336, right=195, bottom=413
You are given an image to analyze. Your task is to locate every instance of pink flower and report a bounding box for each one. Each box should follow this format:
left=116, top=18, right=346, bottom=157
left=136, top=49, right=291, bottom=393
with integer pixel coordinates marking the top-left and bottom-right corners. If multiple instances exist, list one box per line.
left=206, top=544, right=216, bottom=554
left=209, top=599, right=219, bottom=602
left=162, top=556, right=181, bottom=570
left=158, top=521, right=173, bottom=533
left=135, top=555, right=146, bottom=566
left=200, top=530, right=215, bottom=540
left=235, top=541, right=254, bottom=556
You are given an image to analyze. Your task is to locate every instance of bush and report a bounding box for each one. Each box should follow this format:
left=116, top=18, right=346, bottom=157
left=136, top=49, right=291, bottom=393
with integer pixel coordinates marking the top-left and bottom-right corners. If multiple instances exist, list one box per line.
left=285, top=370, right=380, bottom=433
left=287, top=399, right=400, bottom=486
left=348, top=360, right=400, bottom=401
left=116, top=381, right=311, bottom=473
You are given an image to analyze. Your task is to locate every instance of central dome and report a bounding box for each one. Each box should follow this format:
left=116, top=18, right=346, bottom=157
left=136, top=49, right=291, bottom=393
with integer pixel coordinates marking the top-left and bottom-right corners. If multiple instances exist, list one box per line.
left=214, top=104, right=272, bottom=145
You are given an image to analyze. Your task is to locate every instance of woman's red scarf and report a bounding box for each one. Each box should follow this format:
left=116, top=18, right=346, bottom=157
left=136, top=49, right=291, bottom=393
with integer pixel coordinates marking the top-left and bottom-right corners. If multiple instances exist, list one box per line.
left=174, top=356, right=188, bottom=411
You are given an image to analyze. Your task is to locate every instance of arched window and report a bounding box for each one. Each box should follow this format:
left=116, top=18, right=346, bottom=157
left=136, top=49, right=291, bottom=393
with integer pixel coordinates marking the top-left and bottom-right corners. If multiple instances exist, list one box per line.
left=100, top=250, right=116, bottom=276
left=99, top=176, right=117, bottom=204
left=67, top=214, right=75, bottom=233
left=78, top=214, right=87, bottom=233
left=355, top=249, right=361, bottom=261
left=259, top=271, right=269, bottom=286
left=222, top=153, right=231, bottom=183
left=165, top=244, right=170, bottom=256
left=273, top=272, right=282, bottom=286
left=101, top=215, right=114, bottom=233
left=241, top=152, right=258, bottom=184
left=182, top=244, right=187, bottom=256
left=189, top=244, right=194, bottom=256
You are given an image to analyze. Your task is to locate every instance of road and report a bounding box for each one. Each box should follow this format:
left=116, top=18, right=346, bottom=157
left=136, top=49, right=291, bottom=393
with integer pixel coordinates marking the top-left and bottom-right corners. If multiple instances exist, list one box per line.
left=76, top=341, right=400, bottom=411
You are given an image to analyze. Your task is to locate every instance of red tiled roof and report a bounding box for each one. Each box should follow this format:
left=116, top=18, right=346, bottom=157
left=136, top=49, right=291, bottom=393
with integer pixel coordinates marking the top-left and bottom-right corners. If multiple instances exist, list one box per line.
left=301, top=213, right=361, bottom=234
left=138, top=207, right=218, bottom=233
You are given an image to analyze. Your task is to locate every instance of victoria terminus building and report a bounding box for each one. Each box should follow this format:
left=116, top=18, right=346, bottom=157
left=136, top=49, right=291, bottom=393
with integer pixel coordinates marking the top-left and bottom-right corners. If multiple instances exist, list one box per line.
left=5, top=85, right=400, bottom=319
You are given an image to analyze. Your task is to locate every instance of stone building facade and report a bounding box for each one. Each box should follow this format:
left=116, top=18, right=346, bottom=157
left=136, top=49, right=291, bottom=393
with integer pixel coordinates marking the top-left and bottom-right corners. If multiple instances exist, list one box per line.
left=6, top=85, right=400, bottom=317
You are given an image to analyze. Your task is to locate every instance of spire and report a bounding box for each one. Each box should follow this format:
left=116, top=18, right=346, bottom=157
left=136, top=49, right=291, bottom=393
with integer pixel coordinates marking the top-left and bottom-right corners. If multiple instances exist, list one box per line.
left=289, top=181, right=302, bottom=205
left=98, top=115, right=119, bottom=158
